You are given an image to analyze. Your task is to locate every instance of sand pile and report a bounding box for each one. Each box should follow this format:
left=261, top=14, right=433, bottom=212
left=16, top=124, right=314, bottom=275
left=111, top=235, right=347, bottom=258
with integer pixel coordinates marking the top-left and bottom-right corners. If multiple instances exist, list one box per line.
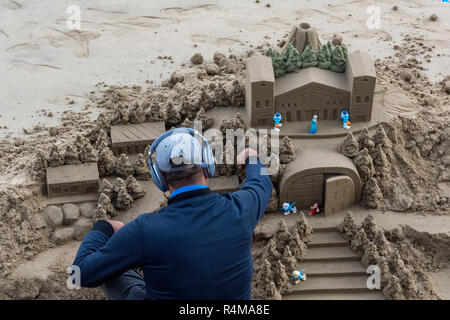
left=0, top=29, right=447, bottom=300
left=251, top=214, right=312, bottom=299
left=0, top=186, right=51, bottom=278
left=338, top=212, right=449, bottom=300
left=337, top=33, right=449, bottom=213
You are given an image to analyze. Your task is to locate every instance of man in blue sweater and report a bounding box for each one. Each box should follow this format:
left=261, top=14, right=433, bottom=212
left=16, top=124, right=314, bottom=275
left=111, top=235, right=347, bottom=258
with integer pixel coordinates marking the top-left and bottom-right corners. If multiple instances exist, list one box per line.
left=73, top=129, right=273, bottom=299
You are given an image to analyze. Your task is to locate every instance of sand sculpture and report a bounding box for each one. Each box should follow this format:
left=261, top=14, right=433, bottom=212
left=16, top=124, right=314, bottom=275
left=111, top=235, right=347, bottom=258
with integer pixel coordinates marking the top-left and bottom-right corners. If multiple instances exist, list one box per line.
left=126, top=176, right=146, bottom=199
left=115, top=154, right=134, bottom=178
left=248, top=26, right=376, bottom=127
left=46, top=163, right=99, bottom=198
left=134, top=154, right=151, bottom=180
left=338, top=213, right=441, bottom=300
left=252, top=216, right=312, bottom=300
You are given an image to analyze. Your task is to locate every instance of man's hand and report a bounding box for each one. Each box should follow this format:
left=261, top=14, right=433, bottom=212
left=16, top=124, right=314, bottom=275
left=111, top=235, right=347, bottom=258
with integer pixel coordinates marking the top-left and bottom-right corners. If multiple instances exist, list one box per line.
left=237, top=148, right=259, bottom=165
left=107, top=220, right=124, bottom=233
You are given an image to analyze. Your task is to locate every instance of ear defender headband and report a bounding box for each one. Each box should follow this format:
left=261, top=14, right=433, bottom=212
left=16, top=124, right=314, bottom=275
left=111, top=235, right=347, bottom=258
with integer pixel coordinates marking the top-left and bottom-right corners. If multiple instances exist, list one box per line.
left=147, top=128, right=216, bottom=192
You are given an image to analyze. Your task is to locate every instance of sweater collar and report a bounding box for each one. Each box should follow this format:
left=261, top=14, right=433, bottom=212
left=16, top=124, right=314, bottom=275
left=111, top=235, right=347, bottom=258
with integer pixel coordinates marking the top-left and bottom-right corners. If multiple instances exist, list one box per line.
left=168, top=188, right=211, bottom=205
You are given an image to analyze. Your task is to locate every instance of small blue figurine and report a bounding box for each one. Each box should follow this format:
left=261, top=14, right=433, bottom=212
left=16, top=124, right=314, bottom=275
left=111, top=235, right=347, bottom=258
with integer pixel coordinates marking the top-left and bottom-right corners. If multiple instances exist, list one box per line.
left=273, top=112, right=282, bottom=132
left=281, top=202, right=297, bottom=216
left=340, top=109, right=351, bottom=129
left=290, top=270, right=307, bottom=284
left=309, top=115, right=318, bottom=134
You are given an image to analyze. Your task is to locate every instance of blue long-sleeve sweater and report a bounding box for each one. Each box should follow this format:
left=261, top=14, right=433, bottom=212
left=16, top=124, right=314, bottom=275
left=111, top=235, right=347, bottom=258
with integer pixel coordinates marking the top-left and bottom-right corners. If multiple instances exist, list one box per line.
left=73, top=157, right=273, bottom=299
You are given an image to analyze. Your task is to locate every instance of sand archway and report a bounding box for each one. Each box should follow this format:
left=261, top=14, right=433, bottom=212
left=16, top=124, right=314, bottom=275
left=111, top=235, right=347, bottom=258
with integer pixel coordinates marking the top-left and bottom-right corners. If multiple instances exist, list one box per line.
left=279, top=150, right=361, bottom=215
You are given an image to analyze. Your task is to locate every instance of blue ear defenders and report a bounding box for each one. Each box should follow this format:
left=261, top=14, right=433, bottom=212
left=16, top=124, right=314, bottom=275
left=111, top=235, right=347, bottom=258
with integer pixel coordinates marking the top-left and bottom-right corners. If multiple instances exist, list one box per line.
left=148, top=128, right=216, bottom=192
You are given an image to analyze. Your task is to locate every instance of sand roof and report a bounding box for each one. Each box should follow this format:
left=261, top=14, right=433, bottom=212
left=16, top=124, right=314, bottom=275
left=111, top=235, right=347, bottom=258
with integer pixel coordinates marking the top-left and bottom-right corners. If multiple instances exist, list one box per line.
left=275, top=67, right=349, bottom=96
left=46, top=163, right=99, bottom=185
left=347, top=51, right=376, bottom=78
left=111, top=121, right=165, bottom=145
left=246, top=55, right=275, bottom=83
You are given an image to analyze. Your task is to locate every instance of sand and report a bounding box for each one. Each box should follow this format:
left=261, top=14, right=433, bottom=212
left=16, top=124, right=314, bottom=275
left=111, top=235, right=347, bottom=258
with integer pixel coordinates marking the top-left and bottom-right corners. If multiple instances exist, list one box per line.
left=0, top=0, right=449, bottom=300
left=1, top=0, right=449, bottom=140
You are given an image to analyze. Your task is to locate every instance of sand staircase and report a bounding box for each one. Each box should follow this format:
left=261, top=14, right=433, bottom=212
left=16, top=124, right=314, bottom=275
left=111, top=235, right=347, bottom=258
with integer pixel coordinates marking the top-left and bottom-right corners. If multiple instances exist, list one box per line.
left=284, top=225, right=385, bottom=300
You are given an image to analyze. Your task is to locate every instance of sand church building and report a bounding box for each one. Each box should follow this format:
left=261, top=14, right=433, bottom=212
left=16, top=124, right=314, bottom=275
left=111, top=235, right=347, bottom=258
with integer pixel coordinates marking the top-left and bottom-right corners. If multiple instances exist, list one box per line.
left=245, top=51, right=376, bottom=127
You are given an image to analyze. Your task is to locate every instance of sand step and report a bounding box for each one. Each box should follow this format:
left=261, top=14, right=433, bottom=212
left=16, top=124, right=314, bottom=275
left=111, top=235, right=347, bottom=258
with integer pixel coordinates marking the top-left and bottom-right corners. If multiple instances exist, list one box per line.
left=298, top=260, right=367, bottom=277
left=309, top=231, right=348, bottom=248
left=312, top=226, right=338, bottom=233
left=289, top=275, right=375, bottom=294
left=303, top=246, right=359, bottom=262
left=284, top=291, right=385, bottom=300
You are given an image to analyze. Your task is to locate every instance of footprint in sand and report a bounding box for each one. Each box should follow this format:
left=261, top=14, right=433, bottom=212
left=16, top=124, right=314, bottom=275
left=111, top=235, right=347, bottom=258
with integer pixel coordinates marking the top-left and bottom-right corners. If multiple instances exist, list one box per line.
left=55, top=15, right=164, bottom=39
left=160, top=4, right=218, bottom=15
left=190, top=34, right=242, bottom=46
left=10, top=59, right=61, bottom=72
left=251, top=17, right=293, bottom=31
left=0, top=0, right=21, bottom=10
left=295, top=9, right=344, bottom=25
left=40, top=28, right=100, bottom=58
left=6, top=42, right=40, bottom=52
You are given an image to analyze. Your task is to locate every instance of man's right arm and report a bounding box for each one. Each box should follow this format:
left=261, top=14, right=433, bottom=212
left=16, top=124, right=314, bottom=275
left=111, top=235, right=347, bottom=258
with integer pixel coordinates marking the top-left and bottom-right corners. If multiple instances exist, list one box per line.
left=230, top=149, right=273, bottom=234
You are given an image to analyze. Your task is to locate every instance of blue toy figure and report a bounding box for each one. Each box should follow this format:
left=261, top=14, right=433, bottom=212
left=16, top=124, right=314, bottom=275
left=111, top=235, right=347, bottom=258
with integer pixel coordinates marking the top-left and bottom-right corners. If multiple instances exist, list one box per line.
left=309, top=115, right=318, bottom=134
left=273, top=112, right=282, bottom=132
left=281, top=202, right=297, bottom=216
left=340, top=109, right=351, bottom=129
left=290, top=270, right=307, bottom=284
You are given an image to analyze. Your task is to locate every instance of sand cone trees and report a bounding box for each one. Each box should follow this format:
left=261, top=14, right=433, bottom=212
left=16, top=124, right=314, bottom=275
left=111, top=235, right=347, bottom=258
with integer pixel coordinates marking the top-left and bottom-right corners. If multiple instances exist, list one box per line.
left=361, top=213, right=379, bottom=241
left=64, top=143, right=81, bottom=165
left=361, top=177, right=383, bottom=209
left=273, top=261, right=291, bottom=295
left=114, top=187, right=134, bottom=210
left=265, top=281, right=282, bottom=300
left=261, top=239, right=282, bottom=266
left=300, top=44, right=318, bottom=68
left=134, top=154, right=151, bottom=180
left=266, top=48, right=286, bottom=78
left=351, top=228, right=370, bottom=257
left=274, top=219, right=291, bottom=252
left=282, top=43, right=302, bottom=73
left=361, top=243, right=381, bottom=268
left=126, top=176, right=145, bottom=199
left=353, top=148, right=375, bottom=183
left=279, top=136, right=295, bottom=164
left=317, top=41, right=332, bottom=69
left=165, top=102, right=182, bottom=126
left=98, top=179, right=113, bottom=199
left=337, top=211, right=358, bottom=241
left=330, top=44, right=348, bottom=73
left=373, top=230, right=393, bottom=257
left=97, top=146, right=117, bottom=177
left=289, top=228, right=308, bottom=260
left=146, top=102, right=165, bottom=122
left=79, top=142, right=98, bottom=163
left=295, top=212, right=313, bottom=244
left=383, top=275, right=405, bottom=300
left=338, top=132, right=359, bottom=158
left=129, top=102, right=146, bottom=124
left=358, top=128, right=375, bottom=152
left=115, top=154, right=134, bottom=178
left=281, top=246, right=296, bottom=274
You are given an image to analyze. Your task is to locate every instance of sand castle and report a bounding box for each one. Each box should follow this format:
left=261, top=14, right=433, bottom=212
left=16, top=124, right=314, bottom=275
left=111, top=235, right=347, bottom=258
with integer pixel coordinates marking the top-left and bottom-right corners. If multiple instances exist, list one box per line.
left=245, top=23, right=376, bottom=128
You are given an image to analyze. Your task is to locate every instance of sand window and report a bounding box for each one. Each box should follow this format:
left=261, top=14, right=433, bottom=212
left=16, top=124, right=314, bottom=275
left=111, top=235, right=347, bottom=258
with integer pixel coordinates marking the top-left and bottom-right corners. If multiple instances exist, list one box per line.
left=256, top=101, right=261, bottom=108
left=356, top=96, right=361, bottom=103
left=365, top=96, right=370, bottom=102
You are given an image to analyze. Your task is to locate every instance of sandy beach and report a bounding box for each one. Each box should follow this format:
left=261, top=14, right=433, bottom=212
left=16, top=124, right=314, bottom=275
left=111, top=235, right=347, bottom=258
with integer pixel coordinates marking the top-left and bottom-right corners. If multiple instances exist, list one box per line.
left=1, top=0, right=449, bottom=139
